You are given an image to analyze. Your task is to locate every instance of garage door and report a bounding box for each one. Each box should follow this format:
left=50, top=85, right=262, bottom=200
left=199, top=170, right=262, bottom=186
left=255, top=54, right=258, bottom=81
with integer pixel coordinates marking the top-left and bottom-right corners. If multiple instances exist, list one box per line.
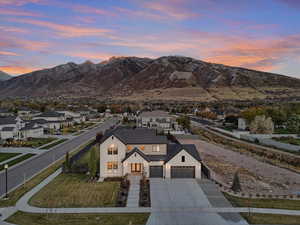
left=150, top=166, right=163, bottom=178
left=171, top=166, right=195, bottom=178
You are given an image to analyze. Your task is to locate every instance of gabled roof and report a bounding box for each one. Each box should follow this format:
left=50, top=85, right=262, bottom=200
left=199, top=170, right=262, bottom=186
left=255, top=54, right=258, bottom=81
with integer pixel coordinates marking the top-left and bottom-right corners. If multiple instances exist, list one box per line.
left=121, top=147, right=150, bottom=162
left=36, top=111, right=64, bottom=118
left=20, top=122, right=42, bottom=131
left=139, top=110, right=171, bottom=118
left=165, top=144, right=202, bottom=163
left=101, top=127, right=168, bottom=145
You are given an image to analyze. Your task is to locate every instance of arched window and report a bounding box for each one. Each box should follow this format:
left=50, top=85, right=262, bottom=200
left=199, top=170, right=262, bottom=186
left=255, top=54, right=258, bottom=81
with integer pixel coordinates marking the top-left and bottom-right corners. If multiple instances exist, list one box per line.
left=181, top=155, right=185, bottom=162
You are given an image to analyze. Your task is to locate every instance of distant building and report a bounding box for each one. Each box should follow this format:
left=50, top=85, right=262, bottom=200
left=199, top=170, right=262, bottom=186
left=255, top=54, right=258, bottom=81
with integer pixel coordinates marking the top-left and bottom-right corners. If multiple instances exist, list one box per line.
left=238, top=118, right=248, bottom=130
left=0, top=108, right=14, bottom=117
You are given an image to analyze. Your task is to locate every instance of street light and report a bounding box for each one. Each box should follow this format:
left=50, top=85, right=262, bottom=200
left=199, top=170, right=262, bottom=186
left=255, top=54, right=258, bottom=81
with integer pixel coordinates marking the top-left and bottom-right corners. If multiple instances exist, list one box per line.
left=4, top=164, right=8, bottom=199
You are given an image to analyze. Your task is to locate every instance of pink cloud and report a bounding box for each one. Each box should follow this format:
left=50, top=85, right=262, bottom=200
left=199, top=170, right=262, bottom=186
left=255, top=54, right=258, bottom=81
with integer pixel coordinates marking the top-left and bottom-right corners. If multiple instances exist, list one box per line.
left=10, top=18, right=113, bottom=38
left=0, top=0, right=43, bottom=6
left=0, top=7, right=41, bottom=17
left=0, top=26, right=29, bottom=33
left=0, top=51, right=20, bottom=56
left=65, top=52, right=118, bottom=61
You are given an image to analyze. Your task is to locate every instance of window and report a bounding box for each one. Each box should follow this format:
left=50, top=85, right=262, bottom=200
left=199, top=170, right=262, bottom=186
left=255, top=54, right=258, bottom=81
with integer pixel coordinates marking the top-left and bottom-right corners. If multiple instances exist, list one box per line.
left=181, top=156, right=185, bottom=162
left=107, top=162, right=118, bottom=170
left=152, top=145, right=160, bottom=152
left=140, top=145, right=145, bottom=150
left=127, top=145, right=132, bottom=150
left=108, top=144, right=118, bottom=155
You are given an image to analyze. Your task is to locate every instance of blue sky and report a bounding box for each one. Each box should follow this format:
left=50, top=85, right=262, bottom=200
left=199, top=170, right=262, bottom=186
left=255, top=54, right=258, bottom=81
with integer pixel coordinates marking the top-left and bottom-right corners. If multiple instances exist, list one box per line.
left=0, top=0, right=300, bottom=78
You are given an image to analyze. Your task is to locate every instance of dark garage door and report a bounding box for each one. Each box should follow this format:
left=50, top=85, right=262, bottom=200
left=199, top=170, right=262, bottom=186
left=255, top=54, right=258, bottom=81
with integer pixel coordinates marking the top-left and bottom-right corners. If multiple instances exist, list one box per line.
left=150, top=166, right=163, bottom=178
left=171, top=166, right=195, bottom=178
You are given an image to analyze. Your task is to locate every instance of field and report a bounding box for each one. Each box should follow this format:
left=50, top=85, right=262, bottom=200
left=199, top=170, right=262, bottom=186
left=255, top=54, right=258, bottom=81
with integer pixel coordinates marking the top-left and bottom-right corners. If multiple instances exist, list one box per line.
left=3, top=138, right=57, bottom=148
left=6, top=212, right=150, bottom=225
left=30, top=173, right=120, bottom=207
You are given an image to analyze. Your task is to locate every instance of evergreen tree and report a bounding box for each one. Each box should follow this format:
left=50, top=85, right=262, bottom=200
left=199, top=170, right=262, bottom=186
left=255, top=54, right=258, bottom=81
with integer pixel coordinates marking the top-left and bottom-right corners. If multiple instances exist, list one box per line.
left=231, top=171, right=242, bottom=192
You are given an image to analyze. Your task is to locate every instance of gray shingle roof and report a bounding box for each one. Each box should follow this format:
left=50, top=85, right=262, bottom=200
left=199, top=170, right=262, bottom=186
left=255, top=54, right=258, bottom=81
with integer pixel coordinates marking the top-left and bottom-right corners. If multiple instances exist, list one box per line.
left=140, top=110, right=170, bottom=118
left=1, top=127, right=15, bottom=132
left=101, top=127, right=168, bottom=144
left=0, top=117, right=17, bottom=125
left=122, top=148, right=150, bottom=162
left=165, top=144, right=202, bottom=163
left=36, top=111, right=64, bottom=118
left=20, top=123, right=42, bottom=131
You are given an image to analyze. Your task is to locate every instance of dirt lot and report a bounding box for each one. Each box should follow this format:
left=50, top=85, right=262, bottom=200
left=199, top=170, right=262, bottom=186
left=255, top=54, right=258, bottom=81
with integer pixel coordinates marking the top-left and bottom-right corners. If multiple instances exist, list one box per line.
left=180, top=138, right=300, bottom=195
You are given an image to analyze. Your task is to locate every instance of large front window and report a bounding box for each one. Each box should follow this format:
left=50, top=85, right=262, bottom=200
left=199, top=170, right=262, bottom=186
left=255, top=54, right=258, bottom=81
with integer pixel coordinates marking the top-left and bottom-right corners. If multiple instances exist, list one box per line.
left=107, top=161, right=118, bottom=170
left=152, top=145, right=160, bottom=152
left=108, top=144, right=118, bottom=155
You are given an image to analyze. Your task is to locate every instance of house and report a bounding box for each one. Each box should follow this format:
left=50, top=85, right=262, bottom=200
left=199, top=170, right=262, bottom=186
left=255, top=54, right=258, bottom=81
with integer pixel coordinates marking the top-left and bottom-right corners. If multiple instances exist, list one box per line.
left=0, top=116, right=24, bottom=140
left=99, top=127, right=202, bottom=179
left=0, top=108, right=14, bottom=117
left=57, top=110, right=86, bottom=123
left=238, top=118, right=248, bottom=130
left=138, top=111, right=179, bottom=133
left=17, top=107, right=40, bottom=119
left=19, top=122, right=44, bottom=139
left=34, top=111, right=66, bottom=130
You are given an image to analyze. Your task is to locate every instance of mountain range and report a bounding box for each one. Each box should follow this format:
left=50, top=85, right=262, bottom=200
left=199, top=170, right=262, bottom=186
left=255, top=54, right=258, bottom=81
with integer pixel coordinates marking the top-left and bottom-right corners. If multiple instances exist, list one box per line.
left=0, top=70, right=11, bottom=81
left=1, top=56, right=300, bottom=102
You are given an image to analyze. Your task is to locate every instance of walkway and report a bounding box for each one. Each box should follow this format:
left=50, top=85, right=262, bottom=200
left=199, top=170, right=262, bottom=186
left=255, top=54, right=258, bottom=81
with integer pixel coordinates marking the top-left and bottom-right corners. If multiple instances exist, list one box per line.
left=126, top=175, right=141, bottom=207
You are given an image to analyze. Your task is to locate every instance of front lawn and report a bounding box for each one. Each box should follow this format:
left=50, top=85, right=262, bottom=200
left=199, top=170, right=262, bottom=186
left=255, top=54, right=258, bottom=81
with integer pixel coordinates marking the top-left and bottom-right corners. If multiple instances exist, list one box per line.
left=29, top=173, right=120, bottom=208
left=6, top=212, right=150, bottom=225
left=62, top=122, right=95, bottom=134
left=0, top=154, right=35, bottom=171
left=41, top=139, right=68, bottom=150
left=0, top=152, right=20, bottom=163
left=241, top=213, right=300, bottom=225
left=224, top=193, right=300, bottom=210
left=3, top=137, right=57, bottom=148
left=272, top=137, right=300, bottom=146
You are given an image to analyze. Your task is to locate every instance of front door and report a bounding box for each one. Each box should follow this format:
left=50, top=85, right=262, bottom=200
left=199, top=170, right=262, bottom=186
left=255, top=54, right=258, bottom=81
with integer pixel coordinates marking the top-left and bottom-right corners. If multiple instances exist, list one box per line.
left=131, top=163, right=142, bottom=173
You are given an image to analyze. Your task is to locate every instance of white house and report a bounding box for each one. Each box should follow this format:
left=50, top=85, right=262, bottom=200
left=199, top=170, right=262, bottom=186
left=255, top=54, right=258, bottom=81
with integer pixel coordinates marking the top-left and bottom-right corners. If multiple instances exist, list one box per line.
left=0, top=108, right=14, bottom=117
left=0, top=117, right=25, bottom=140
left=57, top=110, right=86, bottom=123
left=34, top=111, right=67, bottom=130
left=99, top=127, right=202, bottom=179
left=19, top=122, right=44, bottom=139
left=238, top=118, right=248, bottom=130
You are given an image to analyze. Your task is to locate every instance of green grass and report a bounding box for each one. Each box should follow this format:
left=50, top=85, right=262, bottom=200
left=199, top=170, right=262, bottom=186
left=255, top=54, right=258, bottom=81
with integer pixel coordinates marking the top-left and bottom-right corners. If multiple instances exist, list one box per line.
left=4, top=138, right=57, bottom=148
left=41, top=139, right=68, bottom=150
left=0, top=154, right=35, bottom=171
left=273, top=137, right=300, bottom=146
left=62, top=123, right=95, bottom=134
left=0, top=140, right=94, bottom=207
left=224, top=193, right=300, bottom=210
left=241, top=213, right=300, bottom=225
left=75, top=145, right=99, bottom=166
left=0, top=152, right=21, bottom=163
left=6, top=212, right=150, bottom=225
left=30, top=173, right=120, bottom=208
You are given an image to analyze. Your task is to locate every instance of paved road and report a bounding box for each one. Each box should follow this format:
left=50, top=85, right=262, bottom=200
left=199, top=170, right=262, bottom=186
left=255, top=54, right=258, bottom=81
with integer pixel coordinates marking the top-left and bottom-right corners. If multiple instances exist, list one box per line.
left=146, top=179, right=248, bottom=225
left=0, top=118, right=118, bottom=198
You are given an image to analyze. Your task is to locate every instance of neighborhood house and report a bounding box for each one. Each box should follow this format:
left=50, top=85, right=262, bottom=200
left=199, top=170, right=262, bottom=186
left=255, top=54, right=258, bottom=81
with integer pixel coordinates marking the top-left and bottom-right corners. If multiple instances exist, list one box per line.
left=99, top=127, right=202, bottom=179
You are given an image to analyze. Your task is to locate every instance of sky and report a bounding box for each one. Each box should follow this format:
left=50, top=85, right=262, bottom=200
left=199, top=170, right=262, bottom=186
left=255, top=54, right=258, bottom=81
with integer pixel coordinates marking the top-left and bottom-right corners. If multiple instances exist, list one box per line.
left=0, top=0, right=300, bottom=78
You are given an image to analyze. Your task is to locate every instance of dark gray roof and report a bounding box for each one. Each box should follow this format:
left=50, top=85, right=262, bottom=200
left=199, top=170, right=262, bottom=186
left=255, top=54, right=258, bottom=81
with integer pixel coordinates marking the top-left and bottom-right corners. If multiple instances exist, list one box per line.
left=165, top=144, right=202, bottom=163
left=31, top=119, right=48, bottom=124
left=0, top=117, right=17, bottom=125
left=20, top=123, right=42, bottom=131
left=1, top=127, right=15, bottom=131
left=36, top=111, right=64, bottom=118
left=0, top=108, right=11, bottom=113
left=148, top=155, right=166, bottom=161
left=101, top=127, right=168, bottom=144
left=122, top=148, right=150, bottom=162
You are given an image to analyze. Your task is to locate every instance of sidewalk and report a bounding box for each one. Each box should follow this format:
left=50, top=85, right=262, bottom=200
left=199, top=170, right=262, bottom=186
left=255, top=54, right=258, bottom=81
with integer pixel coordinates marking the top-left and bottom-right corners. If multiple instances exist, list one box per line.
left=126, top=175, right=141, bottom=207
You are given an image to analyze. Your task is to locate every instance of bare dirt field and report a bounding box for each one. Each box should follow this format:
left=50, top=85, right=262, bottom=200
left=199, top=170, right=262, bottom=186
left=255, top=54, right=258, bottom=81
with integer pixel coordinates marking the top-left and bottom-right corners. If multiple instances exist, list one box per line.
left=180, top=138, right=300, bottom=195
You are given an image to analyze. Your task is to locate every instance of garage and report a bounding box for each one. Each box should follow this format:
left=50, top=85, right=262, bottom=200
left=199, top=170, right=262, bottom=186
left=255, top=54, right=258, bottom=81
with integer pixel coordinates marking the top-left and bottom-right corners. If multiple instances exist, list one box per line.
left=150, top=166, right=163, bottom=178
left=171, top=166, right=195, bottom=178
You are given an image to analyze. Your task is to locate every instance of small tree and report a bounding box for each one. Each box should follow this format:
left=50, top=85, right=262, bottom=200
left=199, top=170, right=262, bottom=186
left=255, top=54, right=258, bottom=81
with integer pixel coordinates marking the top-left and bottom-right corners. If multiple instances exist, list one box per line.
left=250, top=115, right=274, bottom=134
left=65, top=152, right=70, bottom=173
left=231, top=171, right=242, bottom=192
left=89, top=147, right=97, bottom=178
left=96, top=132, right=103, bottom=144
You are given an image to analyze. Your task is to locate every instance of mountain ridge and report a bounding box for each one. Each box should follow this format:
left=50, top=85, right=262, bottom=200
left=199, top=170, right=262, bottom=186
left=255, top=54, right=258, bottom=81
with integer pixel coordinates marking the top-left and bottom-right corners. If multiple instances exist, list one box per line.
left=1, top=56, right=300, bottom=102
left=0, top=70, right=12, bottom=81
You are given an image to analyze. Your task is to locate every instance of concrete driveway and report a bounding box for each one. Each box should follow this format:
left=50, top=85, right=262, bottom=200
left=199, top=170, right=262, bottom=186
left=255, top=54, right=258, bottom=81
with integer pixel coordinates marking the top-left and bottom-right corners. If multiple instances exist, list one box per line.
left=147, top=179, right=248, bottom=225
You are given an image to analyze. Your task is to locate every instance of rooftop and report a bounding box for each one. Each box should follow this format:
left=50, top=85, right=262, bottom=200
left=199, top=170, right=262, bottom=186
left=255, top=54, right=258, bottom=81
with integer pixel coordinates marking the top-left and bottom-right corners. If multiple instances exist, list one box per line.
left=36, top=111, right=65, bottom=118
left=139, top=110, right=171, bottom=118
left=0, top=117, right=17, bottom=125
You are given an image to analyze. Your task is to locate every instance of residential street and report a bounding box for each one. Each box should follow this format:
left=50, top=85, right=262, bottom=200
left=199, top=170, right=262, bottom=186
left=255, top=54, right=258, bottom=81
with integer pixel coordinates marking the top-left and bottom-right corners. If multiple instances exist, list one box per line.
left=0, top=118, right=118, bottom=198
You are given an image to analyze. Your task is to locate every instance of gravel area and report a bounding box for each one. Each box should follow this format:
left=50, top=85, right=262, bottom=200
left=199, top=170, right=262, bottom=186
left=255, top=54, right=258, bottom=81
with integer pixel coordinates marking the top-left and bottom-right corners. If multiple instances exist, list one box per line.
left=180, top=138, right=300, bottom=195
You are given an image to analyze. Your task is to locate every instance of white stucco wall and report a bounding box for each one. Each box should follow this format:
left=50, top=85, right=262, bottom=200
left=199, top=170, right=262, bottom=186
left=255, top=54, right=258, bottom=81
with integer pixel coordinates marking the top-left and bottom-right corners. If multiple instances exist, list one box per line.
left=99, top=135, right=126, bottom=178
left=165, top=150, right=201, bottom=179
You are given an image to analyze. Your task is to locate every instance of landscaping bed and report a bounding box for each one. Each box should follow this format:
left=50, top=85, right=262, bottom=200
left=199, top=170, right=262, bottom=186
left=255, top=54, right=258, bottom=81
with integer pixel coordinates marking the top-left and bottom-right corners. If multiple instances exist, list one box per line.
left=6, top=212, right=150, bottom=225
left=241, top=213, right=300, bottom=225
left=139, top=178, right=151, bottom=207
left=224, top=193, right=300, bottom=210
left=29, top=173, right=120, bottom=208
left=3, top=137, right=57, bottom=148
